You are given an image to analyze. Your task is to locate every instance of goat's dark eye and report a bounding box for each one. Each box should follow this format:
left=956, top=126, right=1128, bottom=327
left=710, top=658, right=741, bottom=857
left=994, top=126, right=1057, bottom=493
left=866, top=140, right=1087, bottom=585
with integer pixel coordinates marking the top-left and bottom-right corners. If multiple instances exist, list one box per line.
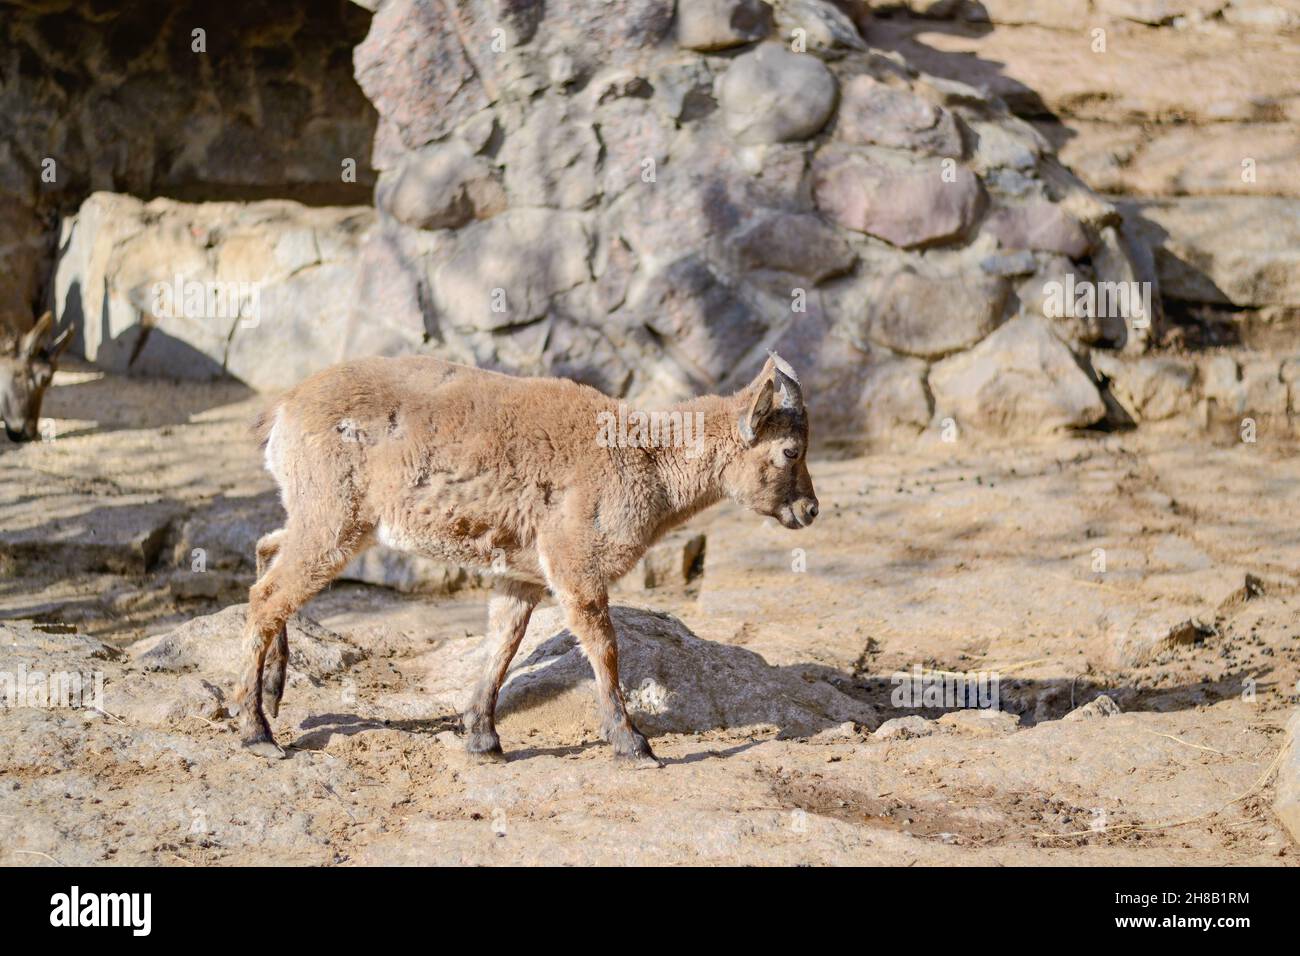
left=783, top=447, right=798, bottom=460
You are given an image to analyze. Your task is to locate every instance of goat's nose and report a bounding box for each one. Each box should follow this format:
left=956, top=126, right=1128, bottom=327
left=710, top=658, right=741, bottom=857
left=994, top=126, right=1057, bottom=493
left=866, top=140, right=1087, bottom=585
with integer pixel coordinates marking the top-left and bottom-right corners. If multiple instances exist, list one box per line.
left=794, top=498, right=819, bottom=526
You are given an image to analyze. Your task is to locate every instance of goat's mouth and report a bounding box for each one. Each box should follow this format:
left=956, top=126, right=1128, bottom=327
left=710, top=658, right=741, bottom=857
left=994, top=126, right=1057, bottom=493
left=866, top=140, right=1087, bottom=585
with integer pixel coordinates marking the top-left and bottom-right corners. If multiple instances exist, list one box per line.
left=774, top=504, right=808, bottom=530
left=4, top=424, right=31, bottom=443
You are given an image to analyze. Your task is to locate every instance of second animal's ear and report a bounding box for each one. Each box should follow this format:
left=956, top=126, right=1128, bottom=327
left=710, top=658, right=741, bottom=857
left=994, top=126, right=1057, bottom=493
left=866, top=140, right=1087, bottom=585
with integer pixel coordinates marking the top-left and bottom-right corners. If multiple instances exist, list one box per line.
left=739, top=375, right=775, bottom=444
left=19, top=311, right=54, bottom=359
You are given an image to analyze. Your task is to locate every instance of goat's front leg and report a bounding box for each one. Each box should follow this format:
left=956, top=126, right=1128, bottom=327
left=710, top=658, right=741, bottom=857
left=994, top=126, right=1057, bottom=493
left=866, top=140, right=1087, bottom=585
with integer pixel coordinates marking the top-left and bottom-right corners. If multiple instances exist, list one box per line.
left=462, top=578, right=545, bottom=759
left=555, top=583, right=659, bottom=768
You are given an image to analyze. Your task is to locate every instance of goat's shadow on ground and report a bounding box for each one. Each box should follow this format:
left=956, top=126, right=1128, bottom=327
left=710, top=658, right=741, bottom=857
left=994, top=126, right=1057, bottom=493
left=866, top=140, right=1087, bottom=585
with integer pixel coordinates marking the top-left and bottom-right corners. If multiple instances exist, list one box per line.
left=281, top=658, right=1274, bottom=761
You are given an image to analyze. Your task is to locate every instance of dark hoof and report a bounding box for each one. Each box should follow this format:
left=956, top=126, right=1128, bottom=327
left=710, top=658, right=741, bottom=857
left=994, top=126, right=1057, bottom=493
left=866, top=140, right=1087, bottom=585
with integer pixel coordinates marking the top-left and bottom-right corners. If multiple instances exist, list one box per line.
left=242, top=737, right=287, bottom=761
left=610, top=725, right=658, bottom=767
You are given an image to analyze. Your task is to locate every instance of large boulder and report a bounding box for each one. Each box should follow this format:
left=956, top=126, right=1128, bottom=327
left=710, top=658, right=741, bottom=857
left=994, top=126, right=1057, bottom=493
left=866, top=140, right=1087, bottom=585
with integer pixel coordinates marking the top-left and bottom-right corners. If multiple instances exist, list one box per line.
left=53, top=193, right=378, bottom=389
left=129, top=604, right=364, bottom=684
left=929, top=315, right=1106, bottom=433
left=813, top=150, right=985, bottom=248
left=418, top=605, right=878, bottom=739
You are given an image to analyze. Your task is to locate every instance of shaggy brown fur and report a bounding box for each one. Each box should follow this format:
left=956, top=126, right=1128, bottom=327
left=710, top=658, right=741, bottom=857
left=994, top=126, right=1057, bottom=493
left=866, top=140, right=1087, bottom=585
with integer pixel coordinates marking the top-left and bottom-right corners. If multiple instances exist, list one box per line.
left=238, top=353, right=818, bottom=764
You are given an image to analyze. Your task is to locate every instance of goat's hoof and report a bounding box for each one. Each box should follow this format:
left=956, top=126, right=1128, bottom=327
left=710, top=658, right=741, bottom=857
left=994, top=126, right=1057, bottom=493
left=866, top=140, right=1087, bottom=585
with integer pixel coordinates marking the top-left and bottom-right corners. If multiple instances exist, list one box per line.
left=465, top=731, right=504, bottom=762
left=242, top=736, right=287, bottom=761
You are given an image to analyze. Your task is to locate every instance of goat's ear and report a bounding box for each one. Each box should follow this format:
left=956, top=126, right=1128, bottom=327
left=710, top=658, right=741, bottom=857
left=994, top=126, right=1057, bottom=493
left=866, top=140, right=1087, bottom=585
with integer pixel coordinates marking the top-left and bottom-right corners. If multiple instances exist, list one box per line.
left=768, top=351, right=803, bottom=412
left=19, top=311, right=54, bottom=359
left=738, top=375, right=775, bottom=444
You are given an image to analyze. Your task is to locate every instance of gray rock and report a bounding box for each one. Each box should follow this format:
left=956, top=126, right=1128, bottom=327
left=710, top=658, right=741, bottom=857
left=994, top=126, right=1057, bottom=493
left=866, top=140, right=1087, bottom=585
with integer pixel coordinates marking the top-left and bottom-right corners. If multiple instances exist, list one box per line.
left=772, top=0, right=867, bottom=56
left=985, top=201, right=1091, bottom=258
left=874, top=715, right=937, bottom=740
left=1062, top=694, right=1121, bottom=721
left=376, top=141, right=505, bottom=231
left=630, top=532, right=706, bottom=590
left=937, top=708, right=1021, bottom=736
left=354, top=0, right=489, bottom=150
left=813, top=151, right=984, bottom=248
left=836, top=75, right=963, bottom=157
left=638, top=257, right=768, bottom=387
left=929, top=315, right=1106, bottom=433
left=340, top=545, right=477, bottom=595
left=106, top=673, right=227, bottom=728
left=980, top=250, right=1038, bottom=277
left=732, top=212, right=857, bottom=281
left=418, top=605, right=879, bottom=737
left=843, top=268, right=1008, bottom=359
left=676, top=0, right=774, bottom=51
left=766, top=310, right=933, bottom=441
left=129, top=604, right=364, bottom=683
left=0, top=486, right=179, bottom=576
left=500, top=99, right=601, bottom=210
left=1093, top=607, right=1211, bottom=670
left=1092, top=354, right=1197, bottom=423
left=718, top=43, right=838, bottom=145
left=432, top=210, right=592, bottom=330
left=53, top=193, right=375, bottom=390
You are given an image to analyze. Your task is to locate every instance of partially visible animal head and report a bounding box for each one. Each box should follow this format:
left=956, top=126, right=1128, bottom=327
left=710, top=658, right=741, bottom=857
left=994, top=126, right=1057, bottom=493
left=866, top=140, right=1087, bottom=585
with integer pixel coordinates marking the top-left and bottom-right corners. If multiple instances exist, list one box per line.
left=1, top=312, right=71, bottom=443
left=724, top=352, right=819, bottom=529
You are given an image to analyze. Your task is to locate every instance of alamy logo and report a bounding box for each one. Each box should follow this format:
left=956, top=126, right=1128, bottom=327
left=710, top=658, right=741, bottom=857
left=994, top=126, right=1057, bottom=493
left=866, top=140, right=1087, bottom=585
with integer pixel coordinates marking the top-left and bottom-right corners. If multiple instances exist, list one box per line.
left=1042, top=273, right=1151, bottom=329
left=596, top=405, right=706, bottom=459
left=150, top=273, right=261, bottom=328
left=0, top=668, right=104, bottom=710
left=890, top=665, right=1000, bottom=712
left=50, top=886, right=152, bottom=936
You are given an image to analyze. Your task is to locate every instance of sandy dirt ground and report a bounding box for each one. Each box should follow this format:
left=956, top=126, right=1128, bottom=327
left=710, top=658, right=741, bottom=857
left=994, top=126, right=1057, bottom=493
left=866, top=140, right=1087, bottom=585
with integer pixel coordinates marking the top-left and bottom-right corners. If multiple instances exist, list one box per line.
left=1, top=366, right=1297, bottom=865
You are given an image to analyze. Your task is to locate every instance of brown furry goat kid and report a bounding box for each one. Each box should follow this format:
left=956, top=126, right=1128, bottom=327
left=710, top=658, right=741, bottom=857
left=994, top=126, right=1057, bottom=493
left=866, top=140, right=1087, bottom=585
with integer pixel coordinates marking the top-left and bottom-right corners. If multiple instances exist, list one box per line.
left=240, top=353, right=818, bottom=765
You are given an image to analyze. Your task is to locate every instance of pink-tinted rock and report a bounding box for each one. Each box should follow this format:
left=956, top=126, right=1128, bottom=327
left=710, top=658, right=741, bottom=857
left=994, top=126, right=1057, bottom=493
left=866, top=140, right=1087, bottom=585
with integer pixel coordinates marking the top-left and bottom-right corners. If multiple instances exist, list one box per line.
left=354, top=0, right=488, bottom=150
left=732, top=212, right=857, bottom=281
left=985, top=201, right=1091, bottom=258
left=813, top=151, right=984, bottom=247
left=836, top=75, right=963, bottom=157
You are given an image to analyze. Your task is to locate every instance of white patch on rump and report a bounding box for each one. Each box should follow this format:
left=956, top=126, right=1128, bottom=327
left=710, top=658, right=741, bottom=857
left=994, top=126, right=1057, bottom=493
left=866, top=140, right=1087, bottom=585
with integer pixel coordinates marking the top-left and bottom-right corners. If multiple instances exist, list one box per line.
left=262, top=409, right=283, bottom=480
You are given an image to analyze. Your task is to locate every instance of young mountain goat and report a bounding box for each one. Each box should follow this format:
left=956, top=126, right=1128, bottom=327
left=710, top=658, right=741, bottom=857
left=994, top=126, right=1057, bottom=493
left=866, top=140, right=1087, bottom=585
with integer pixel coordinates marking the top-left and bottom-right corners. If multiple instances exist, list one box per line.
left=241, top=353, right=818, bottom=765
left=1, top=312, right=71, bottom=443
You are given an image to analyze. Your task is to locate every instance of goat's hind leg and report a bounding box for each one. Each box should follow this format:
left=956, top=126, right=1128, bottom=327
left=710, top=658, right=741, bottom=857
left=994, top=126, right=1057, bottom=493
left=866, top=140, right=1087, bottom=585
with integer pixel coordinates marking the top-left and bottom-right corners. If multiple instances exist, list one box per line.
left=255, top=529, right=290, bottom=718
left=238, top=523, right=365, bottom=759
left=463, top=579, right=545, bottom=760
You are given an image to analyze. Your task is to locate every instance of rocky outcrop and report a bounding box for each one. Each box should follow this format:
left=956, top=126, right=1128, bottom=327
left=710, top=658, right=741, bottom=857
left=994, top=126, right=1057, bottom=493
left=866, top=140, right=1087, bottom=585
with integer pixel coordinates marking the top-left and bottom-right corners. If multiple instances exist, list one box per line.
left=52, top=193, right=379, bottom=388
left=37, top=0, right=1299, bottom=439
left=868, top=1, right=1300, bottom=325
left=0, top=0, right=377, bottom=338
left=41, top=0, right=1156, bottom=439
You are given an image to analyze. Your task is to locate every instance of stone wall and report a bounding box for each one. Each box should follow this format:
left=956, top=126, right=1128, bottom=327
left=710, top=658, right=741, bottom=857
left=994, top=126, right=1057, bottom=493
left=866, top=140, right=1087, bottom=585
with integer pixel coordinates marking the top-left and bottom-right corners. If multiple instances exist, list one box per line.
left=0, top=0, right=377, bottom=337
left=33, top=0, right=1300, bottom=440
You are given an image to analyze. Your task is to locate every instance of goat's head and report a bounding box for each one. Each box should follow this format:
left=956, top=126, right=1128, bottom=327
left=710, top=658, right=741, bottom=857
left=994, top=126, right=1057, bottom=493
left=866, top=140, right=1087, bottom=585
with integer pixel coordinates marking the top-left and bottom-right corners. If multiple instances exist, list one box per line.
left=724, top=352, right=819, bottom=529
left=1, top=312, right=71, bottom=443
